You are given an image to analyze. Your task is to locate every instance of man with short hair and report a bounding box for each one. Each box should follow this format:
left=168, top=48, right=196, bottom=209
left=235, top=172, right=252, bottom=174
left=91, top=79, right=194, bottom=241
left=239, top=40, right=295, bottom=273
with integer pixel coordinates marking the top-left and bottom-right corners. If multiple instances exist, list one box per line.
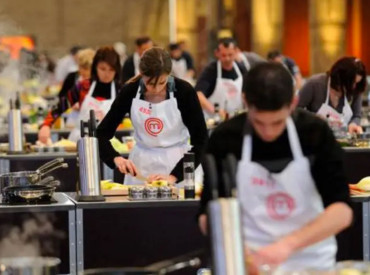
left=121, top=36, right=153, bottom=83
left=55, top=46, right=82, bottom=83
left=168, top=42, right=195, bottom=84
left=195, top=38, right=246, bottom=118
left=267, top=50, right=304, bottom=90
left=199, top=63, right=352, bottom=272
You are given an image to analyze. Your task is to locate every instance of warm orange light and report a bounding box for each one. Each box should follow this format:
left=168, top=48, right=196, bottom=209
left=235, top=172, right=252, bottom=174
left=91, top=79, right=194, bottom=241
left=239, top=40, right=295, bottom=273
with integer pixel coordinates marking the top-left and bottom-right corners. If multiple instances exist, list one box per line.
left=0, top=36, right=35, bottom=59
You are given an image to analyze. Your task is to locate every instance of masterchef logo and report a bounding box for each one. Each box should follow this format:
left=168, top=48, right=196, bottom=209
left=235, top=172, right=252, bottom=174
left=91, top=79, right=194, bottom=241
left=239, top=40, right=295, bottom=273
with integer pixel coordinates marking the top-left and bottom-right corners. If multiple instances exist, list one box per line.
left=266, top=192, right=295, bottom=221
left=145, top=118, right=164, bottom=137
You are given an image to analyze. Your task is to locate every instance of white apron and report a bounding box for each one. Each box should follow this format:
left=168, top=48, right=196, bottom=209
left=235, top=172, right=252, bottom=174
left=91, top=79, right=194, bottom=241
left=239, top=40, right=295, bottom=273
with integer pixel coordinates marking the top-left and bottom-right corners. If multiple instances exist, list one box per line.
left=65, top=75, right=84, bottom=127
left=236, top=117, right=336, bottom=270
left=171, top=58, right=188, bottom=80
left=207, top=61, right=243, bottom=118
left=316, top=77, right=353, bottom=125
left=125, top=77, right=199, bottom=185
left=68, top=81, right=116, bottom=142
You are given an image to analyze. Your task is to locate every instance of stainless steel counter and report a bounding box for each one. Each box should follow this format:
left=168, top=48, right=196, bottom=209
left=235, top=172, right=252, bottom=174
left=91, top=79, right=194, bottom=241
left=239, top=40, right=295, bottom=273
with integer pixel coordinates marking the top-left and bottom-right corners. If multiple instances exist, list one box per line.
left=0, top=192, right=77, bottom=274
left=65, top=192, right=200, bottom=209
left=0, top=192, right=75, bottom=213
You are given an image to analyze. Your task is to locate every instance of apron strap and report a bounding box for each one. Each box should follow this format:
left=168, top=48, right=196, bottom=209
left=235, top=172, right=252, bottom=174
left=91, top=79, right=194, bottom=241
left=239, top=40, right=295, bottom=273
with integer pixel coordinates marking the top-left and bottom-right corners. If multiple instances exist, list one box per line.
left=135, top=81, right=143, bottom=99
left=286, top=116, right=304, bottom=160
left=110, top=82, right=116, bottom=100
left=325, top=77, right=331, bottom=105
left=217, top=61, right=222, bottom=79
left=87, top=81, right=97, bottom=97
left=241, top=135, right=253, bottom=162
left=243, top=55, right=251, bottom=71
left=233, top=62, right=242, bottom=78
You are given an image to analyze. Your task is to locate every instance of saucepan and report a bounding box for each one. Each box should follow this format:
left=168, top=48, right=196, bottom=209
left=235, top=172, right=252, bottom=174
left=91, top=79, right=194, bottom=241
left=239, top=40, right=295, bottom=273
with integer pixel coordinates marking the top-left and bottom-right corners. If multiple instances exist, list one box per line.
left=0, top=158, right=68, bottom=191
left=0, top=257, right=60, bottom=275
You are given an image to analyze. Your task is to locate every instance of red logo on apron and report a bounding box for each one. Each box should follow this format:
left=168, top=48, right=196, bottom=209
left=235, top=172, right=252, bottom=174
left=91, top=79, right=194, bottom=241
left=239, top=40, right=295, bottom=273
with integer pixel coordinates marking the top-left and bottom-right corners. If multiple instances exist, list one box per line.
left=224, top=82, right=238, bottom=98
left=266, top=192, right=295, bottom=220
left=145, top=118, right=163, bottom=137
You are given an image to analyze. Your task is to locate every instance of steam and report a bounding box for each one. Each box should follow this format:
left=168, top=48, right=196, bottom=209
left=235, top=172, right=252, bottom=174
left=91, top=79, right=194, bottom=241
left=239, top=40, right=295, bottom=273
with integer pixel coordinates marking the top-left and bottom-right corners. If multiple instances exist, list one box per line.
left=0, top=7, right=50, bottom=117
left=0, top=213, right=66, bottom=258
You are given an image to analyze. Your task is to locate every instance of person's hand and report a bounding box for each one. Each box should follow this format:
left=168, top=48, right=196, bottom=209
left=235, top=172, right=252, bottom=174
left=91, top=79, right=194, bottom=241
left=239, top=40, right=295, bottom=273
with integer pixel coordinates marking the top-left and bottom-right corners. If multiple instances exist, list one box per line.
left=114, top=156, right=137, bottom=176
left=95, top=110, right=105, bottom=121
left=72, top=103, right=80, bottom=111
left=38, top=125, right=51, bottom=144
left=147, top=174, right=177, bottom=185
left=219, top=109, right=227, bottom=120
left=251, top=240, right=294, bottom=267
left=198, top=214, right=208, bottom=235
left=348, top=123, right=363, bottom=134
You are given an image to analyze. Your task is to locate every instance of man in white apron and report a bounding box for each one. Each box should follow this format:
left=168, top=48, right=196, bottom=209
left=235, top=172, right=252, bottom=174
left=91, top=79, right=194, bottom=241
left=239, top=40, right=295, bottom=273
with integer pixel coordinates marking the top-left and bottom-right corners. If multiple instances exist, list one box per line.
left=68, top=81, right=116, bottom=142
left=169, top=43, right=195, bottom=85
left=125, top=76, right=200, bottom=185
left=198, top=63, right=352, bottom=272
left=195, top=38, right=245, bottom=119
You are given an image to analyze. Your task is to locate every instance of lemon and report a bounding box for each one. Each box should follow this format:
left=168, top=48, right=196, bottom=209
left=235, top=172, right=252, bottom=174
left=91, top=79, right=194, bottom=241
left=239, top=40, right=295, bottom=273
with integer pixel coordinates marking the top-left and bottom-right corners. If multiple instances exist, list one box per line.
left=357, top=177, right=370, bottom=191
left=122, top=118, right=132, bottom=128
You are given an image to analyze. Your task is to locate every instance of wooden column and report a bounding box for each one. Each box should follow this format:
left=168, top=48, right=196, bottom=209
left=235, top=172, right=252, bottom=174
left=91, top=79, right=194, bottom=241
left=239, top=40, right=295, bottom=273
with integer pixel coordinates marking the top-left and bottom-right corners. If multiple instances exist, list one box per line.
left=234, top=0, right=252, bottom=50
left=283, top=0, right=310, bottom=76
left=346, top=0, right=370, bottom=71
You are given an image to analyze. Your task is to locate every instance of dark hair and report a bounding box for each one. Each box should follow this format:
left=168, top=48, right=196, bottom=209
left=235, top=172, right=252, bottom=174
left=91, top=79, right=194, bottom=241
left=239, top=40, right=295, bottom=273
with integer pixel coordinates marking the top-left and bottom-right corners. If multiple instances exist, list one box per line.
left=168, top=43, right=180, bottom=51
left=91, top=46, right=122, bottom=84
left=128, top=47, right=172, bottom=86
left=217, top=38, right=237, bottom=50
left=243, top=63, right=294, bottom=110
left=267, top=50, right=281, bottom=60
left=135, top=36, right=152, bottom=47
left=70, top=46, right=82, bottom=55
left=329, top=57, right=367, bottom=97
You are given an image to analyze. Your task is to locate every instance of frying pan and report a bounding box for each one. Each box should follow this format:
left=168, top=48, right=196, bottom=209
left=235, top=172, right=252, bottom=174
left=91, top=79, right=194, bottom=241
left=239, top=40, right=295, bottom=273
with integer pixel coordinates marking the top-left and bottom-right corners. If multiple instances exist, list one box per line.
left=2, top=180, right=60, bottom=203
left=0, top=158, right=67, bottom=190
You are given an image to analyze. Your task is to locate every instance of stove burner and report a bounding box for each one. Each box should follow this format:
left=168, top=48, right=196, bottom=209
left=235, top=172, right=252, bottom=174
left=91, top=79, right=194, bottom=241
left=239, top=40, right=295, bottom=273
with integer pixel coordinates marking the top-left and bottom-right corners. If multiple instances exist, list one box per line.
left=1, top=197, right=57, bottom=205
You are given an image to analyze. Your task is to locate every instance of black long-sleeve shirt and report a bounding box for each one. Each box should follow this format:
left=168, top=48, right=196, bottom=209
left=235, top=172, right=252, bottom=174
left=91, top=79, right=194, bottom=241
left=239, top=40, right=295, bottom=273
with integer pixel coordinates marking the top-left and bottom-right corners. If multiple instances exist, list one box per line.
left=97, top=77, right=208, bottom=182
left=200, top=109, right=350, bottom=215
left=121, top=55, right=135, bottom=84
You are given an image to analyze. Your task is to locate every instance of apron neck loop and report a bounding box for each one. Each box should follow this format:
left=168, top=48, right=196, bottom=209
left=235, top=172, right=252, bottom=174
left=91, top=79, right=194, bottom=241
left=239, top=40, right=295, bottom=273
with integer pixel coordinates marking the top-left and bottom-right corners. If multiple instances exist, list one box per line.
left=136, top=76, right=176, bottom=99
left=242, top=116, right=303, bottom=162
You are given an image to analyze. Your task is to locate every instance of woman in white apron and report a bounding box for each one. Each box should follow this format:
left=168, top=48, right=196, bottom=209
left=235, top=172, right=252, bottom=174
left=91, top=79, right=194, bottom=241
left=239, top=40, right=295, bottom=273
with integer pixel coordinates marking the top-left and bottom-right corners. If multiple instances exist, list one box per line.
left=298, top=57, right=367, bottom=134
left=38, top=46, right=121, bottom=144
left=96, top=47, right=207, bottom=185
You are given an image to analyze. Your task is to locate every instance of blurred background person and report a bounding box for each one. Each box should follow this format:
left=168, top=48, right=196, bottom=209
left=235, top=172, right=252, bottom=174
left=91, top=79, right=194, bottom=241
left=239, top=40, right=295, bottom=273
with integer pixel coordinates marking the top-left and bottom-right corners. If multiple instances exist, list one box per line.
left=38, top=46, right=121, bottom=143
left=113, top=41, right=127, bottom=67
left=267, top=50, right=304, bottom=90
left=235, top=47, right=266, bottom=72
left=168, top=42, right=195, bottom=85
left=196, top=38, right=246, bottom=119
left=298, top=57, right=367, bottom=134
left=54, top=46, right=82, bottom=83
left=121, top=36, right=153, bottom=83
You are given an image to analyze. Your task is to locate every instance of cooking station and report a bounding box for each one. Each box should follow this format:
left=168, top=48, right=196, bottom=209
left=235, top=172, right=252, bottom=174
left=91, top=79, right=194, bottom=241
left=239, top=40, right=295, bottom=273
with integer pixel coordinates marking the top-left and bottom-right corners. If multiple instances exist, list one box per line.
left=0, top=193, right=76, bottom=274
left=0, top=152, right=130, bottom=192
left=0, top=192, right=206, bottom=275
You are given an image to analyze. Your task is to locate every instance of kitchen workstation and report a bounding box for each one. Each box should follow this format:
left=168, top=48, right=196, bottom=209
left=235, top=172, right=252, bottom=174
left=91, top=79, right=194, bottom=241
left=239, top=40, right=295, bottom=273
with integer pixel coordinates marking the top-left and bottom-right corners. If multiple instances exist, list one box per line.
left=2, top=0, right=370, bottom=274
